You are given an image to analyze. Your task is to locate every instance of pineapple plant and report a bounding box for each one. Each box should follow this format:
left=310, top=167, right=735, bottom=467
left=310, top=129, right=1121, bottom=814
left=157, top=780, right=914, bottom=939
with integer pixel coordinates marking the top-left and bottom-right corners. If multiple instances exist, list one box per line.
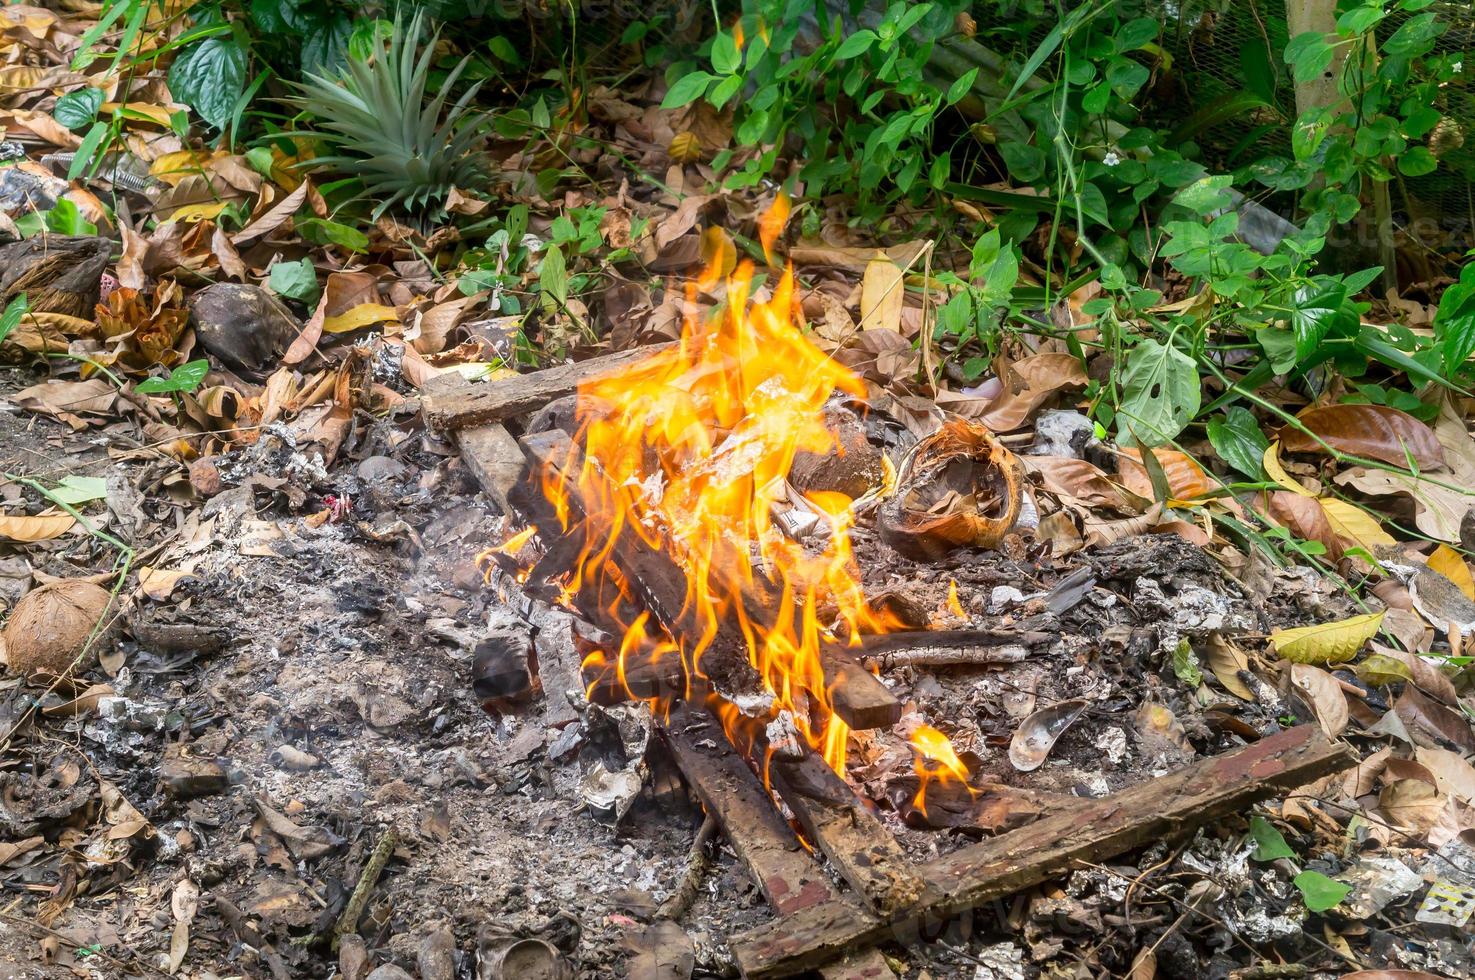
left=284, top=12, right=489, bottom=219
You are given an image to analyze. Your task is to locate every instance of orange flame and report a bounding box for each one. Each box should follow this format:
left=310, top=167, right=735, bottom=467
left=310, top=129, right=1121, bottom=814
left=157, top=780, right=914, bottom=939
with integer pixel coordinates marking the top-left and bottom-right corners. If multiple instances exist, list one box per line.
left=910, top=723, right=975, bottom=819
left=945, top=578, right=967, bottom=619
left=539, top=199, right=961, bottom=777
left=758, top=191, right=790, bottom=267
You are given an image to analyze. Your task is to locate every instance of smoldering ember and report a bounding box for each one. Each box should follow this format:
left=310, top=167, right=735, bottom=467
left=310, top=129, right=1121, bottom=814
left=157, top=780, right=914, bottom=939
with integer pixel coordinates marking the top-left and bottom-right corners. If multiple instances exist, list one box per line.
left=5, top=4, right=1475, bottom=980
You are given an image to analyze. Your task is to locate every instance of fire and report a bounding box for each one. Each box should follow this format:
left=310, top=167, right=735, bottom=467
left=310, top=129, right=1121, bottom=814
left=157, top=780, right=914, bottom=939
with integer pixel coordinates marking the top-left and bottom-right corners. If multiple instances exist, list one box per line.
left=910, top=723, right=975, bottom=819
left=945, top=578, right=966, bottom=619
left=535, top=197, right=965, bottom=784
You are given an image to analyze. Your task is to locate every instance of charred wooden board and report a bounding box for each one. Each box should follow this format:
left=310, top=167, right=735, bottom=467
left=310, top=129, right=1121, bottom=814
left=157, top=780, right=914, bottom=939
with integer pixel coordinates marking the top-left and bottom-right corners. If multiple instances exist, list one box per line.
left=731, top=725, right=1354, bottom=978
left=424, top=343, right=675, bottom=431
left=768, top=749, right=932, bottom=917
left=663, top=713, right=897, bottom=980
left=455, top=422, right=524, bottom=515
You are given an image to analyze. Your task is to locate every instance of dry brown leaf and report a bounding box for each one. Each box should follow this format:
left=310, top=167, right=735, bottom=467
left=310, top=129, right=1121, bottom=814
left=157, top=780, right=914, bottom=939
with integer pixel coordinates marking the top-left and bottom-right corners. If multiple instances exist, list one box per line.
left=281, top=290, right=328, bottom=367
left=11, top=378, right=117, bottom=426
left=1379, top=777, right=1447, bottom=835
left=0, top=511, right=75, bottom=542
left=653, top=193, right=715, bottom=249
left=231, top=181, right=309, bottom=245
left=211, top=225, right=246, bottom=281
left=859, top=257, right=905, bottom=332
left=1280, top=404, right=1445, bottom=469
left=1116, top=448, right=1212, bottom=500
left=1022, top=456, right=1133, bottom=511
left=1334, top=396, right=1475, bottom=542
left=1203, top=633, right=1255, bottom=700
left=1289, top=663, right=1349, bottom=738
left=1366, top=641, right=1458, bottom=706
left=1395, top=685, right=1475, bottom=752
left=1415, top=746, right=1475, bottom=803
left=1266, top=491, right=1343, bottom=559
left=975, top=353, right=1087, bottom=433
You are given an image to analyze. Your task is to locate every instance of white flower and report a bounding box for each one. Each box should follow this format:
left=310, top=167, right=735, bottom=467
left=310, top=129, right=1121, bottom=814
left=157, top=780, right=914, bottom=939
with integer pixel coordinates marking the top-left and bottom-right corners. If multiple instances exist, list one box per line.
left=1453, top=60, right=1463, bottom=74
left=1103, top=150, right=1122, bottom=167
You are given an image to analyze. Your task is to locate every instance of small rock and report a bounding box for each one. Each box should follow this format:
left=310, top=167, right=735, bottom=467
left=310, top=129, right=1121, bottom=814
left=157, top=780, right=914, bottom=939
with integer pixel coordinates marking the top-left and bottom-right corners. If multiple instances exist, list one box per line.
left=357, top=455, right=408, bottom=483
left=472, top=632, right=534, bottom=700
left=189, top=457, right=222, bottom=497
left=417, top=926, right=457, bottom=980
left=789, top=402, right=883, bottom=498
left=0, top=167, right=67, bottom=217
left=364, top=967, right=413, bottom=980
left=1027, top=410, right=1094, bottom=458
left=190, top=283, right=302, bottom=374
left=339, top=935, right=370, bottom=980
left=160, top=745, right=228, bottom=798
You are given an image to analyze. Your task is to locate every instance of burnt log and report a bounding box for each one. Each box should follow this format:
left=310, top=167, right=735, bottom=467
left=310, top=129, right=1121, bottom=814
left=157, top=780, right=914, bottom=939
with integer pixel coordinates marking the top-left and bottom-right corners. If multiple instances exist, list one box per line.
left=730, top=724, right=1355, bottom=978
left=423, top=343, right=676, bottom=430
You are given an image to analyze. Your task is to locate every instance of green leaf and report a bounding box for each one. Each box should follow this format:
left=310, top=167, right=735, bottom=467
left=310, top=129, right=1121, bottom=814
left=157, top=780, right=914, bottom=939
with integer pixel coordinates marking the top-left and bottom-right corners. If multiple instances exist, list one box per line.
left=1173, top=175, right=1234, bottom=216
left=661, top=71, right=715, bottom=109
left=267, top=258, right=320, bottom=305
left=54, top=88, right=103, bottom=131
left=539, top=244, right=568, bottom=306
left=1249, top=815, right=1297, bottom=861
left=0, top=293, right=28, bottom=347
left=945, top=68, right=979, bottom=106
left=1435, top=264, right=1475, bottom=373
left=835, top=30, right=877, bottom=61
left=1006, top=19, right=1063, bottom=105
left=68, top=122, right=108, bottom=181
left=1284, top=32, right=1335, bottom=84
left=1207, top=406, right=1270, bottom=479
left=168, top=35, right=248, bottom=130
left=1171, top=638, right=1202, bottom=687
left=1399, top=146, right=1439, bottom=176
left=45, top=198, right=97, bottom=236
left=711, top=31, right=740, bottom=74
left=1337, top=5, right=1387, bottom=36
left=136, top=358, right=210, bottom=394
left=296, top=217, right=370, bottom=253
left=486, top=36, right=520, bottom=65
left=1106, top=56, right=1150, bottom=99
left=1293, top=870, right=1351, bottom=912
left=1118, top=337, right=1201, bottom=446
left=1115, top=17, right=1160, bottom=51
left=47, top=476, right=109, bottom=506
left=1291, top=281, right=1356, bottom=362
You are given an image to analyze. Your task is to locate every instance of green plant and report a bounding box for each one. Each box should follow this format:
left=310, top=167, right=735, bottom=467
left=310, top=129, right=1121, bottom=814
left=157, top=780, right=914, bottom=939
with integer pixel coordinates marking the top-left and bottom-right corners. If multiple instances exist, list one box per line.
left=284, top=11, right=492, bottom=219
left=136, top=358, right=210, bottom=395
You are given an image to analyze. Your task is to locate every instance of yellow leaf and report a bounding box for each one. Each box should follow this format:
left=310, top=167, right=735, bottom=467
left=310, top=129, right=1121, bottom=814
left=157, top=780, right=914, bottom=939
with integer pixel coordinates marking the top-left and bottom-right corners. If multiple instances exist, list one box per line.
left=1320, top=498, right=1397, bottom=550
left=1270, top=611, right=1385, bottom=665
left=1428, top=545, right=1475, bottom=601
left=1203, top=632, right=1255, bottom=700
left=1264, top=441, right=1313, bottom=496
left=668, top=131, right=702, bottom=163
left=1355, top=653, right=1414, bottom=687
left=859, top=257, right=905, bottom=332
left=167, top=201, right=229, bottom=223
left=0, top=511, right=75, bottom=542
left=322, top=303, right=399, bottom=334
left=150, top=150, right=216, bottom=186
left=104, top=102, right=174, bottom=127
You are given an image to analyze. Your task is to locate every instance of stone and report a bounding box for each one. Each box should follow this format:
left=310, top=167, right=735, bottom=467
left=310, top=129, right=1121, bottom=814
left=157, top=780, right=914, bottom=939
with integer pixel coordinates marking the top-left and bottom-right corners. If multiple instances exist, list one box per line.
left=190, top=283, right=301, bottom=374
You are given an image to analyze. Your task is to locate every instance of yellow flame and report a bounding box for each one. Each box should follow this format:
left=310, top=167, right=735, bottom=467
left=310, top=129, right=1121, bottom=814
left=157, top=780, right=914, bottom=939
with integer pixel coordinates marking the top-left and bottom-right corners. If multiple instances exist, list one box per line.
left=538, top=198, right=962, bottom=777
left=945, top=579, right=967, bottom=619
left=910, top=723, right=974, bottom=818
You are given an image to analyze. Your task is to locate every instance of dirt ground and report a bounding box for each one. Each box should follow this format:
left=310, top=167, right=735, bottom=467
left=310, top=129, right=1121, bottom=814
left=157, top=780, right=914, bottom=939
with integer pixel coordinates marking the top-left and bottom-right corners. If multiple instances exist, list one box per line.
left=2, top=363, right=1472, bottom=980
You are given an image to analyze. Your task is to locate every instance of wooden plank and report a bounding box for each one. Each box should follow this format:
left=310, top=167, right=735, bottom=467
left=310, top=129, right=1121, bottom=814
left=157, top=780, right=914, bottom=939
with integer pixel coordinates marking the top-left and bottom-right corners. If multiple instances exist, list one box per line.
left=455, top=422, right=524, bottom=515
left=424, top=343, right=674, bottom=430
left=731, top=725, right=1355, bottom=978
left=819, top=646, right=902, bottom=729
left=768, top=750, right=931, bottom=917
left=662, top=714, right=897, bottom=980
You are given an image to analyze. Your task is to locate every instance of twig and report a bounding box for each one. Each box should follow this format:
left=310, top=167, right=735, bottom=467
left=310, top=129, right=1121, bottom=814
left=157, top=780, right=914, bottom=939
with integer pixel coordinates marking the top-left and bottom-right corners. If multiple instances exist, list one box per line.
left=333, top=827, right=399, bottom=950
left=870, top=643, right=1030, bottom=670
left=656, top=813, right=719, bottom=921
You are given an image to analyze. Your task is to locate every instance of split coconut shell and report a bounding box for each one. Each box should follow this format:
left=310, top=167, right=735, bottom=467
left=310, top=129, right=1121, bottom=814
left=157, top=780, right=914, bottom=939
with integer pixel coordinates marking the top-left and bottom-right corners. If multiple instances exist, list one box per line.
left=878, top=419, right=1025, bottom=560
left=3, top=580, right=115, bottom=678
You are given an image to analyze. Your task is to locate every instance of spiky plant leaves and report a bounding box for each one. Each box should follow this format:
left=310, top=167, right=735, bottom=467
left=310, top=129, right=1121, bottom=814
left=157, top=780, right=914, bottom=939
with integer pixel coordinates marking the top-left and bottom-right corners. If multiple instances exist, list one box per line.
left=283, top=11, right=489, bottom=220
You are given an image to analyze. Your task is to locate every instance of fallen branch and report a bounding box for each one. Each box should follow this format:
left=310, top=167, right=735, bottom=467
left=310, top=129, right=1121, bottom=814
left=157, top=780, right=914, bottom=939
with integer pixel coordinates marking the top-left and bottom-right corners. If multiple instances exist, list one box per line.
left=655, top=812, right=719, bottom=921
left=333, top=827, right=398, bottom=950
